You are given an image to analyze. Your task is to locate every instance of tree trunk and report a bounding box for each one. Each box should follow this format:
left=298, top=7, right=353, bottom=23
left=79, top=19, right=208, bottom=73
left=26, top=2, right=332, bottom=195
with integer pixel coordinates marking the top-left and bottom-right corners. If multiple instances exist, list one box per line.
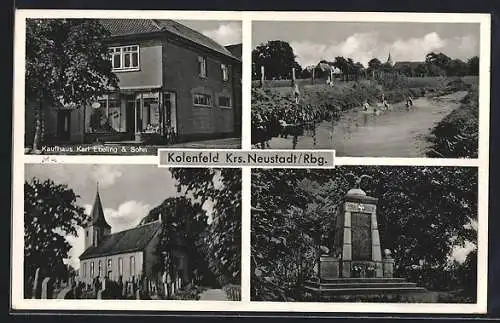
left=32, top=100, right=43, bottom=153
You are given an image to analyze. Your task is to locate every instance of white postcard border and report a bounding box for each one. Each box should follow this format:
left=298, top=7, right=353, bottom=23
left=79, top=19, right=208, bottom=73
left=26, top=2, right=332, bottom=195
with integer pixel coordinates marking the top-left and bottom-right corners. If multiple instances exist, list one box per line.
left=12, top=9, right=491, bottom=314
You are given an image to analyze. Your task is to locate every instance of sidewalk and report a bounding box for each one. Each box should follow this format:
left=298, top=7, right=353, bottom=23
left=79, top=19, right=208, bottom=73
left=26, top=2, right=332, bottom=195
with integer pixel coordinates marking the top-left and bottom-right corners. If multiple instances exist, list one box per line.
left=198, top=288, right=229, bottom=301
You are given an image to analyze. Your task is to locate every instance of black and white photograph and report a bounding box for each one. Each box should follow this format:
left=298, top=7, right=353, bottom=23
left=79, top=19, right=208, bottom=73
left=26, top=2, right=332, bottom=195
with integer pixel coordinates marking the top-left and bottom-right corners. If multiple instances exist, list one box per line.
left=251, top=166, right=479, bottom=303
left=24, top=18, right=242, bottom=155
left=24, top=164, right=241, bottom=300
left=251, top=21, right=481, bottom=158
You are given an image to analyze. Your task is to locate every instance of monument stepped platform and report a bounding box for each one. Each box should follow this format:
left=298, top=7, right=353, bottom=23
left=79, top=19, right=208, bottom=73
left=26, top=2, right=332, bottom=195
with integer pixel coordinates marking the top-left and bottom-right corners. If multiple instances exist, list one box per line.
left=304, top=277, right=426, bottom=297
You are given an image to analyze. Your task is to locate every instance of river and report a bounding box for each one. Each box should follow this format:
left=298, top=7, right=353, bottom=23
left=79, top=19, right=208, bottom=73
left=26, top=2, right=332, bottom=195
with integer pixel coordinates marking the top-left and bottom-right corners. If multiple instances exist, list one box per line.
left=266, top=91, right=469, bottom=157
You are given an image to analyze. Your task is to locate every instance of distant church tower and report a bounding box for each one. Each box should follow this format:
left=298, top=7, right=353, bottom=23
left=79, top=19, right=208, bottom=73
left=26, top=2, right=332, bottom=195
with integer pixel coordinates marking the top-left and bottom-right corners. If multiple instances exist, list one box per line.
left=84, top=183, right=111, bottom=249
left=386, top=51, right=394, bottom=66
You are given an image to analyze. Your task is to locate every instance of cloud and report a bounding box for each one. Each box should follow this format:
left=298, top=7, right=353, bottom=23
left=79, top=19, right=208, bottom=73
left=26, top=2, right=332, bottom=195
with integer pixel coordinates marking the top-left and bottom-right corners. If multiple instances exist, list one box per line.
left=290, top=32, right=478, bottom=68
left=104, top=200, right=151, bottom=233
left=203, top=22, right=242, bottom=46
left=391, top=32, right=446, bottom=62
left=90, top=165, right=123, bottom=188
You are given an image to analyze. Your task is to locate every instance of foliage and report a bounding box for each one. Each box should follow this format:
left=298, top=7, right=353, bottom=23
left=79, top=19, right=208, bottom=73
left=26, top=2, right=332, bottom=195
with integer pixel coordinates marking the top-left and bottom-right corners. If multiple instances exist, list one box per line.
left=427, top=87, right=479, bottom=158
left=24, top=178, right=86, bottom=297
left=26, top=19, right=119, bottom=148
left=252, top=40, right=302, bottom=80
left=145, top=196, right=209, bottom=277
left=26, top=18, right=118, bottom=106
left=251, top=167, right=477, bottom=301
left=169, top=168, right=242, bottom=286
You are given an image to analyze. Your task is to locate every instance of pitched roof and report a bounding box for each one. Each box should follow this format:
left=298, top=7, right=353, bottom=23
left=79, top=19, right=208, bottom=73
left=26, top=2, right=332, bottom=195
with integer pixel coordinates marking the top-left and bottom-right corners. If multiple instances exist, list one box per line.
left=87, top=188, right=111, bottom=229
left=225, top=43, right=242, bottom=59
left=80, top=221, right=162, bottom=260
left=98, top=19, right=239, bottom=61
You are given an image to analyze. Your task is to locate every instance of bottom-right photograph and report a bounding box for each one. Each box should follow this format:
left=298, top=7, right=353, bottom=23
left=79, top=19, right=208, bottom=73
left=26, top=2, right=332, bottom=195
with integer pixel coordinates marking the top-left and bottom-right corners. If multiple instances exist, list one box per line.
left=251, top=166, right=479, bottom=303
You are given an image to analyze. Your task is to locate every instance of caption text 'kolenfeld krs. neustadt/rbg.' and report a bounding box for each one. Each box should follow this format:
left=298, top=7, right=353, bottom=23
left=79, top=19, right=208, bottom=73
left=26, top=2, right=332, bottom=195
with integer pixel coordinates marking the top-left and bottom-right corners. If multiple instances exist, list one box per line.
left=158, top=150, right=335, bottom=167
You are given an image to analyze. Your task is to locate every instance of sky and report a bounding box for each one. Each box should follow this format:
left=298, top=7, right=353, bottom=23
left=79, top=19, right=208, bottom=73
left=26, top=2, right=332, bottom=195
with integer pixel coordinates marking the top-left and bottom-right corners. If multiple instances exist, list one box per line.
left=252, top=21, right=480, bottom=68
left=24, top=164, right=215, bottom=270
left=179, top=20, right=242, bottom=46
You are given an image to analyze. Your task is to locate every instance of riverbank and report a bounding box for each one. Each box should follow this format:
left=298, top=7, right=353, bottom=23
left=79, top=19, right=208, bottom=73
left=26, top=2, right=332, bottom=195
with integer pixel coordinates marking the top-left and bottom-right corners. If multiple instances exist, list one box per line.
left=426, top=87, right=479, bottom=158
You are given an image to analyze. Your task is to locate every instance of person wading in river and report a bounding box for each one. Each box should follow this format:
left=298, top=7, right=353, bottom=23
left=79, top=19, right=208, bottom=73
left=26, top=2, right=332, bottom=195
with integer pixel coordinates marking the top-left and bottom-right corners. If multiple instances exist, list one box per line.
left=294, top=83, right=300, bottom=104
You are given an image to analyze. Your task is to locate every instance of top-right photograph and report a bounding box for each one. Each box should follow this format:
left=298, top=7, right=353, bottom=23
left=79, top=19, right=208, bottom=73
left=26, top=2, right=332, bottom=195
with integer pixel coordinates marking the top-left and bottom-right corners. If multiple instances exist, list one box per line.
left=251, top=21, right=482, bottom=158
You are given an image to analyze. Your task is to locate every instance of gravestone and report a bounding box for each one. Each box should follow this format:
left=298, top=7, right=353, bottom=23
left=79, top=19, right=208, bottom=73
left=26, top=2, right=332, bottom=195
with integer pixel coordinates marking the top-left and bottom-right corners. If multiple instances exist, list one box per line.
left=41, top=277, right=54, bottom=299
left=31, top=268, right=41, bottom=299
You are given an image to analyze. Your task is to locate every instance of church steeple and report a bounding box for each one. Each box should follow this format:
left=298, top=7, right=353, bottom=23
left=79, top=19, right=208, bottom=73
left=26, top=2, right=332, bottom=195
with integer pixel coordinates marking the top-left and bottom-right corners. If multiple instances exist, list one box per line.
left=84, top=183, right=111, bottom=249
left=88, top=182, right=110, bottom=229
left=386, top=51, right=394, bottom=66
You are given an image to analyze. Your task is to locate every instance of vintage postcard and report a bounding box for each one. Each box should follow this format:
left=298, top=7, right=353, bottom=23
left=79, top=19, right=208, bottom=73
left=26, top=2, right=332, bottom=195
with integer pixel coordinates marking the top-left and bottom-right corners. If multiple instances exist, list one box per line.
left=11, top=9, right=490, bottom=315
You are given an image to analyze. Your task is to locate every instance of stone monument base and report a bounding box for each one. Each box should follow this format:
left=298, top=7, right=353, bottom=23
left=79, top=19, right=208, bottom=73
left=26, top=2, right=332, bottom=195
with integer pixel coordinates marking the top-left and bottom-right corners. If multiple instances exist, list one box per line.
left=303, top=277, right=427, bottom=302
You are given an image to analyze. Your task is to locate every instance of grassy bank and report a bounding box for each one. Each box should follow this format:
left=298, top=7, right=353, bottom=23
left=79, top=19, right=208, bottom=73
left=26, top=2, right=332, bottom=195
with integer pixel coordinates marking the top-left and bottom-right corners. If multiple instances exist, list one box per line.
left=426, top=86, right=479, bottom=158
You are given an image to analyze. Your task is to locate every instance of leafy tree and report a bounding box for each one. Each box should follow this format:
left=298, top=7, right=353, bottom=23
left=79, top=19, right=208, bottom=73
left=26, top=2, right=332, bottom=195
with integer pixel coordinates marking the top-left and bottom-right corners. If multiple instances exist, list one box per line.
left=24, top=178, right=86, bottom=297
left=144, top=196, right=210, bottom=285
left=367, top=58, right=382, bottom=79
left=252, top=40, right=302, bottom=80
left=169, top=168, right=242, bottom=286
left=26, top=19, right=119, bottom=150
left=467, top=56, right=479, bottom=75
left=251, top=167, right=478, bottom=301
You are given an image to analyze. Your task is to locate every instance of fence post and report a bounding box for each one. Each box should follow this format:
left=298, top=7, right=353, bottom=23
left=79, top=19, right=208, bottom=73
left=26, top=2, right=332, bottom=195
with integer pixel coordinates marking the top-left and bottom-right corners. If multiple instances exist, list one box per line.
left=260, top=66, right=265, bottom=88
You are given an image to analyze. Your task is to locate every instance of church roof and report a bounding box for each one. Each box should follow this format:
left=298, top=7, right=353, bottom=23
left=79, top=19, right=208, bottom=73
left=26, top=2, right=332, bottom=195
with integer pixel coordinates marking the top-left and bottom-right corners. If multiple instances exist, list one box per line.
left=79, top=221, right=162, bottom=260
left=98, top=19, right=240, bottom=62
left=87, top=188, right=111, bottom=229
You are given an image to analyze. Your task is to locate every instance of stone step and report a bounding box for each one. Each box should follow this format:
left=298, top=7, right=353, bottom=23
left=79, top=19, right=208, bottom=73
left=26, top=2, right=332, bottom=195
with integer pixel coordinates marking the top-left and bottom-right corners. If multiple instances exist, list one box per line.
left=316, top=277, right=407, bottom=284
left=304, top=285, right=427, bottom=295
left=305, top=282, right=418, bottom=289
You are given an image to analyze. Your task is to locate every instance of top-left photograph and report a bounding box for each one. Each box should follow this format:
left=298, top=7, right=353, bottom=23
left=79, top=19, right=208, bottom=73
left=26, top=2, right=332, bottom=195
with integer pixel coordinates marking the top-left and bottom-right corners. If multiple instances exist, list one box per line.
left=23, top=18, right=242, bottom=155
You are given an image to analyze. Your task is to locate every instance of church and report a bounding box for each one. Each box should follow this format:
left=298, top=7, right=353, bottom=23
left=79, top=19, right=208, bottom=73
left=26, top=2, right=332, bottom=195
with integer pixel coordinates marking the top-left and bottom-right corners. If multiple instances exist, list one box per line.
left=78, top=187, right=190, bottom=290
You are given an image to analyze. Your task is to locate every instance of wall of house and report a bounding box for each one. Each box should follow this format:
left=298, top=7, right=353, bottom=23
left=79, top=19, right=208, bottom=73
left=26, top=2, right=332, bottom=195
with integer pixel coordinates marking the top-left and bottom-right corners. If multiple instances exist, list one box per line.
left=162, top=40, right=235, bottom=140
left=108, top=39, right=163, bottom=89
left=79, top=251, right=143, bottom=286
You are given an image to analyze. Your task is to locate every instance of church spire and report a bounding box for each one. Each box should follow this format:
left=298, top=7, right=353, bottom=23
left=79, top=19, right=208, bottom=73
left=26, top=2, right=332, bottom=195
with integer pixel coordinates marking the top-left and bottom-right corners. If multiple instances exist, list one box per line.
left=387, top=51, right=394, bottom=66
left=88, top=183, right=111, bottom=229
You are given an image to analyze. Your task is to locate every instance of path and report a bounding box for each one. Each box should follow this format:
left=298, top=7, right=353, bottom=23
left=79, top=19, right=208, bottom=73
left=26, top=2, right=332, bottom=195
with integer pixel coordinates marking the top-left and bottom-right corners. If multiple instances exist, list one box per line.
left=198, top=288, right=229, bottom=301
left=267, top=91, right=469, bottom=157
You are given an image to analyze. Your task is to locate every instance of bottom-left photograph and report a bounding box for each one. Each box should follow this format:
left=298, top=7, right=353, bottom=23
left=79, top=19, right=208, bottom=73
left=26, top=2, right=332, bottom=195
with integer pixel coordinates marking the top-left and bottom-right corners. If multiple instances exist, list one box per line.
left=23, top=164, right=242, bottom=301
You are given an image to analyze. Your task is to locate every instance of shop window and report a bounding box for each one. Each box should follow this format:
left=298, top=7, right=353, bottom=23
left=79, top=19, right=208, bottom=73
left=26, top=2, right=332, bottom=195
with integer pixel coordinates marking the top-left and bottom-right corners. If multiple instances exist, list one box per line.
left=110, top=45, right=140, bottom=71
left=193, top=93, right=212, bottom=107
left=218, top=96, right=232, bottom=108
left=143, top=97, right=160, bottom=133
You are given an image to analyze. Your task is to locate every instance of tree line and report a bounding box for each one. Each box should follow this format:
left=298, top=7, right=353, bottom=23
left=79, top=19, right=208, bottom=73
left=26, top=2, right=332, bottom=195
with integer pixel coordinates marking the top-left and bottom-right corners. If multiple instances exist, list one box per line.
left=252, top=40, right=479, bottom=81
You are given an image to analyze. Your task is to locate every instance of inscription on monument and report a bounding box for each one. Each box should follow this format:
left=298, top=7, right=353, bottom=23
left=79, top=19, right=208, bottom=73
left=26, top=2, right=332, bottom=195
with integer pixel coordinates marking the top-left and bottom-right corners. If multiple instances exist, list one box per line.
left=345, top=202, right=376, bottom=213
left=351, top=212, right=372, bottom=260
